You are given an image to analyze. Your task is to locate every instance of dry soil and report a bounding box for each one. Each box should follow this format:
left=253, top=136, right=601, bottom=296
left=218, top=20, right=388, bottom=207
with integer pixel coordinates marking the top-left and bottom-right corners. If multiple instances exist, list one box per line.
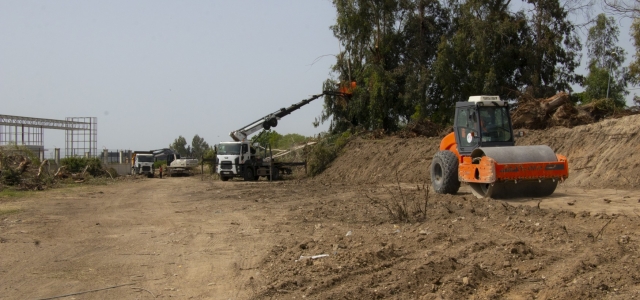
left=2, top=115, right=640, bottom=299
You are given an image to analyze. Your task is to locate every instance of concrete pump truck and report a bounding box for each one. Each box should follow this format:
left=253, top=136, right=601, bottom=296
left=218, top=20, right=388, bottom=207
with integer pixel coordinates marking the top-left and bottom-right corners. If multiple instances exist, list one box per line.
left=216, top=84, right=354, bottom=181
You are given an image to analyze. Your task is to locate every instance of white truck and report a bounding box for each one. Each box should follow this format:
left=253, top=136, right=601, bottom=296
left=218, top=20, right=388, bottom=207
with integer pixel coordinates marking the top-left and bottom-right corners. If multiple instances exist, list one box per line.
left=216, top=88, right=353, bottom=181
left=131, top=152, right=155, bottom=178
left=165, top=152, right=199, bottom=176
left=150, top=148, right=199, bottom=176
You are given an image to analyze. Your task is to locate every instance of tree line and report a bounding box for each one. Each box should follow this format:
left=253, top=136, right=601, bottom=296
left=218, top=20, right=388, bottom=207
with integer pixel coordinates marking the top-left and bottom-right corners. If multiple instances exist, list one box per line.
left=169, top=134, right=213, bottom=159
left=320, top=0, right=640, bottom=133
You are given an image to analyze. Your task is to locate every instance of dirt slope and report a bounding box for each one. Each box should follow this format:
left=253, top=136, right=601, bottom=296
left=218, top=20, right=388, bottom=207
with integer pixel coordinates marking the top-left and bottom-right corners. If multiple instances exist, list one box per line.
left=315, top=114, right=640, bottom=190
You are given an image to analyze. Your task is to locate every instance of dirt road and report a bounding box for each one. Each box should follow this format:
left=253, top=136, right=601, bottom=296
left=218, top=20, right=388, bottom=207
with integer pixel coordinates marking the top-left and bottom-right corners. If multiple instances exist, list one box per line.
left=2, top=176, right=640, bottom=299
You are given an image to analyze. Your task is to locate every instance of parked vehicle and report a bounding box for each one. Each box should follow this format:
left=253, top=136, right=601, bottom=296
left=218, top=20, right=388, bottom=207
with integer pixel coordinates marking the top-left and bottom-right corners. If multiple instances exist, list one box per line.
left=131, top=151, right=155, bottom=178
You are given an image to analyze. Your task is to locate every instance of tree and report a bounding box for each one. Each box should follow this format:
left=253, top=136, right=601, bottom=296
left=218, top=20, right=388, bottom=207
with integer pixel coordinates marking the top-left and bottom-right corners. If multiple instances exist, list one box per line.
left=582, top=13, right=628, bottom=106
left=519, top=0, right=583, bottom=98
left=251, top=130, right=283, bottom=148
left=322, top=0, right=453, bottom=130
left=629, top=18, right=640, bottom=84
left=433, top=0, right=527, bottom=115
left=604, top=0, right=640, bottom=17
left=169, top=136, right=189, bottom=157
left=191, top=134, right=210, bottom=159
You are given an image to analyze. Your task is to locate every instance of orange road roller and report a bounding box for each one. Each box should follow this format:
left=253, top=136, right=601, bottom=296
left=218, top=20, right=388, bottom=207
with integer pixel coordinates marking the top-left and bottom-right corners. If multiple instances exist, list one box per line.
left=431, top=96, right=568, bottom=198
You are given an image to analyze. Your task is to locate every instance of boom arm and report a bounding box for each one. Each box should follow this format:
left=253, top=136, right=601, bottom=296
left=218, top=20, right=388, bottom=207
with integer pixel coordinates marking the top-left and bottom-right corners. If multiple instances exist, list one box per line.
left=229, top=91, right=348, bottom=141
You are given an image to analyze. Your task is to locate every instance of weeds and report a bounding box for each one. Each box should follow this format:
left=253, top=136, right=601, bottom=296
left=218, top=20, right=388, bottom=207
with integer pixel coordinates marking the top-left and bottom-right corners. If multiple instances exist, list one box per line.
left=307, top=131, right=352, bottom=176
left=366, top=171, right=430, bottom=223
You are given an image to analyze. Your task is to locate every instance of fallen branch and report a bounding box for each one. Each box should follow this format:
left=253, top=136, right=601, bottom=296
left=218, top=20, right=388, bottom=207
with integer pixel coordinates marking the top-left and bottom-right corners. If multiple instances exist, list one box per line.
left=16, top=156, right=31, bottom=174
left=37, top=160, right=50, bottom=178
left=81, top=165, right=90, bottom=176
left=54, top=166, right=67, bottom=178
left=35, top=283, right=135, bottom=300
left=593, top=216, right=617, bottom=241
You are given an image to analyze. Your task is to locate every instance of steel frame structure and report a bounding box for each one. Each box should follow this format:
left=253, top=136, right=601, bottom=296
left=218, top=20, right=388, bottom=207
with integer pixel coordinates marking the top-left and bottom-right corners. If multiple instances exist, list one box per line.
left=0, top=114, right=97, bottom=158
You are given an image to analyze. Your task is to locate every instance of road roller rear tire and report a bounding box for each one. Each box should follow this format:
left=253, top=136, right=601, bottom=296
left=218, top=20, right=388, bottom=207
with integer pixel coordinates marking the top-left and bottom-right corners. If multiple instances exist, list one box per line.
left=431, top=150, right=460, bottom=194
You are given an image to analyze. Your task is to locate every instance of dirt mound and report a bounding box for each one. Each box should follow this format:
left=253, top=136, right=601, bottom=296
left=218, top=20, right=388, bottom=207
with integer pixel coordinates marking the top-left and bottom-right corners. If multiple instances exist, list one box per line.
left=312, top=136, right=441, bottom=185
left=313, top=114, right=640, bottom=189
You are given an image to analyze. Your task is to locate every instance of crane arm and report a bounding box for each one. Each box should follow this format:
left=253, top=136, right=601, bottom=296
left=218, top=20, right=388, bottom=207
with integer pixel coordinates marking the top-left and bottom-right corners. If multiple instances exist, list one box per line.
left=229, top=92, right=337, bottom=141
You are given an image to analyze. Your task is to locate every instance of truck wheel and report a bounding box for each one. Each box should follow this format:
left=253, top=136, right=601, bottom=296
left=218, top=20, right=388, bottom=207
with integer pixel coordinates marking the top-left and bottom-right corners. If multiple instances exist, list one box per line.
left=243, top=167, right=255, bottom=181
left=220, top=176, right=230, bottom=181
left=431, top=150, right=460, bottom=194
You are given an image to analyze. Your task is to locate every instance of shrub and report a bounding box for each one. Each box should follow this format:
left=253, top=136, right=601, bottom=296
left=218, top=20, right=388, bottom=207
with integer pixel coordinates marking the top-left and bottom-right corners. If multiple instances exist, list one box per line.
left=60, top=157, right=104, bottom=176
left=306, top=131, right=352, bottom=176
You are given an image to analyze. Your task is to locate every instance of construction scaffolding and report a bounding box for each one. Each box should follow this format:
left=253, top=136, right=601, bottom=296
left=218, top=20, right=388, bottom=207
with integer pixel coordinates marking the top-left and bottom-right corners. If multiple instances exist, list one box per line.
left=0, top=114, right=97, bottom=158
left=65, top=117, right=97, bottom=157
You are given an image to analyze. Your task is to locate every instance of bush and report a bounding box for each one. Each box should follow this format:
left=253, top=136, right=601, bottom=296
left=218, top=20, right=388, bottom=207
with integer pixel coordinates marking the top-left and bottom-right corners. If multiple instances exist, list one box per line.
left=306, top=131, right=352, bottom=176
left=60, top=157, right=104, bottom=176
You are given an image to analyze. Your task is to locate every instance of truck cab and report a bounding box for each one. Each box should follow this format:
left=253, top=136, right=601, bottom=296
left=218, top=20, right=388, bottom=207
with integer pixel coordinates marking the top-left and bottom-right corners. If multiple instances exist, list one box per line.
left=131, top=152, right=155, bottom=178
left=216, top=141, right=257, bottom=181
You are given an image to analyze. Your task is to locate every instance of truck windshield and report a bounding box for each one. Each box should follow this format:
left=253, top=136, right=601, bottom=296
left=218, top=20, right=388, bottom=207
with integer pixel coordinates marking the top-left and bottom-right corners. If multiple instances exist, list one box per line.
left=137, top=155, right=154, bottom=162
left=218, top=144, right=241, bottom=155
left=478, top=106, right=512, bottom=142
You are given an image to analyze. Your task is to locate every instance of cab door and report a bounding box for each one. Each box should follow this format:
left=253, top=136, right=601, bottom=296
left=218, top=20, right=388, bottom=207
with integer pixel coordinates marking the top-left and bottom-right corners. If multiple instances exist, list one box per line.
left=454, top=106, right=480, bottom=155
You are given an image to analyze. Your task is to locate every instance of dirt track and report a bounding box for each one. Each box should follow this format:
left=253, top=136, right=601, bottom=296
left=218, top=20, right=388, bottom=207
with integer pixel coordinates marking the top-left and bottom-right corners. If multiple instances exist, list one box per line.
left=2, top=115, right=640, bottom=299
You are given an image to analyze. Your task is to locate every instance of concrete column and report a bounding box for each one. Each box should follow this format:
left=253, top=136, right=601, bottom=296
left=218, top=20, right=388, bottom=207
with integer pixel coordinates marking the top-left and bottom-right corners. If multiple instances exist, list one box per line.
left=119, top=151, right=123, bottom=164
left=54, top=148, right=60, bottom=164
left=103, top=149, right=108, bottom=165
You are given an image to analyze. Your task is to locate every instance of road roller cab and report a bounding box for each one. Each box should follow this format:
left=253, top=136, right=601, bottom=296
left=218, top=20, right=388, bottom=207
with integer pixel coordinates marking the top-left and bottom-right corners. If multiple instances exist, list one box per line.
left=431, top=96, right=569, bottom=198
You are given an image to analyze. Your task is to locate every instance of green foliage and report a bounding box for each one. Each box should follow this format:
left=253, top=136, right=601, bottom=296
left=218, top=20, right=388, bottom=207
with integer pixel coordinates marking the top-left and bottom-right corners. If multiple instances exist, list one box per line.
left=323, top=0, right=583, bottom=132
left=1, top=167, right=20, bottom=186
left=60, top=157, right=103, bottom=176
left=582, top=13, right=627, bottom=107
left=106, top=167, right=119, bottom=178
left=60, top=157, right=85, bottom=173
left=519, top=0, right=583, bottom=98
left=251, top=131, right=310, bottom=149
left=191, top=134, right=210, bottom=159
left=170, top=136, right=189, bottom=157
left=630, top=18, right=640, bottom=85
left=170, top=134, right=212, bottom=159
left=307, top=131, right=352, bottom=176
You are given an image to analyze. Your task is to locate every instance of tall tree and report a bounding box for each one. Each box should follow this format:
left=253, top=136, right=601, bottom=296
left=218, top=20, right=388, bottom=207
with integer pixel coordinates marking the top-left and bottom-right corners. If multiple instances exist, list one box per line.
left=433, top=0, right=527, bottom=115
left=583, top=13, right=627, bottom=106
left=191, top=134, right=210, bottom=159
left=629, top=18, right=640, bottom=85
left=169, top=136, right=189, bottom=157
left=322, top=0, right=451, bottom=130
left=519, top=0, right=583, bottom=98
left=400, top=0, right=451, bottom=122
left=322, top=0, right=407, bottom=132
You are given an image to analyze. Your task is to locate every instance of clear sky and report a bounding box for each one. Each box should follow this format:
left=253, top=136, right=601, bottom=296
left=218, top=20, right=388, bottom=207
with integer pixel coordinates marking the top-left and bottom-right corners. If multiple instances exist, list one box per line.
left=0, top=1, right=635, bottom=155
left=1, top=0, right=338, bottom=153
